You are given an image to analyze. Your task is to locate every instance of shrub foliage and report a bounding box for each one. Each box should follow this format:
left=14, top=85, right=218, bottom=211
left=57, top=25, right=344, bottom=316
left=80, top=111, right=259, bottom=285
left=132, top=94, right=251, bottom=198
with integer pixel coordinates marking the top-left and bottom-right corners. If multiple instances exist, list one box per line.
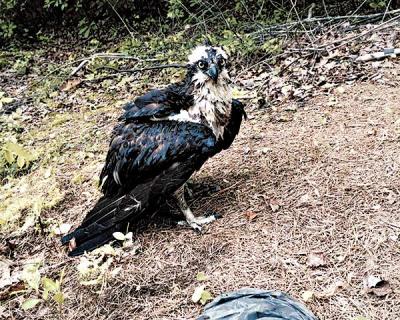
left=0, top=0, right=397, bottom=43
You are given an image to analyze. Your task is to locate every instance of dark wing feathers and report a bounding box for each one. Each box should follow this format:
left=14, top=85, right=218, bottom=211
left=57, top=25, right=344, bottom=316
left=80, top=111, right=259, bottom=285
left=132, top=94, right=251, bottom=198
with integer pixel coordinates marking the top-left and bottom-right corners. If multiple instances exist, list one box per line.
left=121, top=88, right=193, bottom=122
left=220, top=99, right=246, bottom=150
left=63, top=156, right=202, bottom=256
left=99, top=121, right=219, bottom=197
left=62, top=91, right=245, bottom=256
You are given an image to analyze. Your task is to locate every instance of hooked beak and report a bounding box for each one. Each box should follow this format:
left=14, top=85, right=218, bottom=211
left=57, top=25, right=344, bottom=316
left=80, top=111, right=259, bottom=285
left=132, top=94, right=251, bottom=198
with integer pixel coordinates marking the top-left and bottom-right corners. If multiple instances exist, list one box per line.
left=206, top=64, right=219, bottom=82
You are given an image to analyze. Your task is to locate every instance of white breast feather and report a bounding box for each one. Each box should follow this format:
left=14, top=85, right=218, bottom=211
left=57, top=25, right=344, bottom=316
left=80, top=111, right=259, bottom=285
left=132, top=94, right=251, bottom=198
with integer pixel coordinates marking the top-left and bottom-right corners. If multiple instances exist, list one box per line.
left=155, top=69, right=232, bottom=139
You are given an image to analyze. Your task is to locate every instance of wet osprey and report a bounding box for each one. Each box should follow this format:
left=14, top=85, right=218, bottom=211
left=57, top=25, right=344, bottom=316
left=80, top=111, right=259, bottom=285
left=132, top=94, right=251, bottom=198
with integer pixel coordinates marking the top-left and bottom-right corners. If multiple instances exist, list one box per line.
left=62, top=45, right=246, bottom=256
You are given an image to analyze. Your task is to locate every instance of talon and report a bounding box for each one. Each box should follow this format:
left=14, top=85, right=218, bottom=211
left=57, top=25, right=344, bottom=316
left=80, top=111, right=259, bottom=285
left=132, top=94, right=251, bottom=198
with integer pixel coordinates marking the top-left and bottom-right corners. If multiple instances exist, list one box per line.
left=189, top=222, right=203, bottom=233
left=205, top=211, right=222, bottom=219
left=213, top=212, right=223, bottom=219
left=177, top=220, right=203, bottom=233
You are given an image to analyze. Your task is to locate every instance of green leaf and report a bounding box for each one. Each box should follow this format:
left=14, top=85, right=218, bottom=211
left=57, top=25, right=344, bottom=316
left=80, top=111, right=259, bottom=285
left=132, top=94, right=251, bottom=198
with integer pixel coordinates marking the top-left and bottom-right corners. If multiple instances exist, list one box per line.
left=42, top=289, right=49, bottom=300
left=196, top=272, right=208, bottom=281
left=200, top=290, right=213, bottom=305
left=112, top=232, right=125, bottom=241
left=192, top=285, right=205, bottom=303
left=2, top=97, right=14, bottom=104
left=3, top=142, right=35, bottom=167
left=3, top=149, right=14, bottom=163
left=17, top=155, right=25, bottom=168
left=21, top=298, right=41, bottom=310
left=22, top=264, right=41, bottom=291
left=42, top=277, right=59, bottom=292
left=80, top=279, right=100, bottom=286
left=53, top=291, right=65, bottom=304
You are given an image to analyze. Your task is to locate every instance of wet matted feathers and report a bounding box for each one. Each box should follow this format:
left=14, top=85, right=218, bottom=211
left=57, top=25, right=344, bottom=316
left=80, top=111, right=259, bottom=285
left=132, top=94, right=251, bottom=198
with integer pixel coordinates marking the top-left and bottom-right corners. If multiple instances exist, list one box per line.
left=61, top=45, right=246, bottom=256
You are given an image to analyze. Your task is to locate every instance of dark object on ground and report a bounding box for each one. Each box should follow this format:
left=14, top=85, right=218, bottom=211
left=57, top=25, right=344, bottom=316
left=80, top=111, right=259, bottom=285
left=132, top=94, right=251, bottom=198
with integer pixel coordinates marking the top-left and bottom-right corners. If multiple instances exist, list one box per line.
left=197, top=288, right=318, bottom=320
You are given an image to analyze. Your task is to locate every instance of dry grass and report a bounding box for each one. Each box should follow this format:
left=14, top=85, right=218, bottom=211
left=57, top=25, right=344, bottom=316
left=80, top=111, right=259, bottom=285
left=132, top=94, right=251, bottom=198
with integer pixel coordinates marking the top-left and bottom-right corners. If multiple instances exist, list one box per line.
left=2, top=64, right=400, bottom=320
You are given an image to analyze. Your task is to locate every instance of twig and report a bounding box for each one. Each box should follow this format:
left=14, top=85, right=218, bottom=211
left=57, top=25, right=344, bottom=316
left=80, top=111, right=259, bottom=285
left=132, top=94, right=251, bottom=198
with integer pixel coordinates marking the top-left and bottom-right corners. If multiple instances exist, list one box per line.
left=69, top=60, right=89, bottom=77
left=382, top=0, right=393, bottom=22
left=289, top=14, right=400, bottom=52
left=289, top=0, right=315, bottom=45
left=382, top=219, right=400, bottom=229
left=325, top=15, right=400, bottom=50
left=84, top=64, right=188, bottom=83
left=82, top=52, right=163, bottom=62
left=350, top=0, right=369, bottom=16
left=356, top=48, right=400, bottom=62
left=105, top=0, right=135, bottom=39
left=32, top=53, right=164, bottom=86
left=252, top=9, right=400, bottom=36
left=321, top=0, right=329, bottom=17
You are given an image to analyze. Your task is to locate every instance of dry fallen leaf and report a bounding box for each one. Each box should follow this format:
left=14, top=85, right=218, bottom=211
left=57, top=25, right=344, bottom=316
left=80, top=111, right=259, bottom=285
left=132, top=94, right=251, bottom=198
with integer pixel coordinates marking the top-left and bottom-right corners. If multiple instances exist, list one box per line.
left=0, top=260, right=12, bottom=289
left=306, top=252, right=327, bottom=268
left=316, top=280, right=346, bottom=298
left=60, top=79, right=82, bottom=92
left=297, top=193, right=314, bottom=207
left=244, top=211, right=258, bottom=222
left=0, top=259, right=23, bottom=296
left=302, top=290, right=314, bottom=302
left=54, top=223, right=72, bottom=235
left=363, top=275, right=392, bottom=297
left=269, top=199, right=280, bottom=212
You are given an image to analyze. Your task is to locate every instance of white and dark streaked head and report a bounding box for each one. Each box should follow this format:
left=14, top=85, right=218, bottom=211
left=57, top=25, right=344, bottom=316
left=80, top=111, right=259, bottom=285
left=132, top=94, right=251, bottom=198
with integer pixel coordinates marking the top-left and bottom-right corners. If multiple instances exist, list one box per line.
left=188, top=45, right=230, bottom=85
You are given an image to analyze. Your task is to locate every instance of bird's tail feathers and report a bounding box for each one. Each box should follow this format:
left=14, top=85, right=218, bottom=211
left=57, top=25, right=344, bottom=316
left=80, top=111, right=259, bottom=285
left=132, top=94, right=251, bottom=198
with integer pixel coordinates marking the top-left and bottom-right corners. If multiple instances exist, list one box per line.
left=61, top=194, right=142, bottom=256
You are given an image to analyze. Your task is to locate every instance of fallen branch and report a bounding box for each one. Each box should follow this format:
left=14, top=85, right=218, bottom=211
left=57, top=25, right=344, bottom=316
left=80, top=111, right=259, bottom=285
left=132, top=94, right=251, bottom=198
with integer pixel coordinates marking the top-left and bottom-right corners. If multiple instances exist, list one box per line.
left=32, top=52, right=164, bottom=87
left=356, top=48, right=400, bottom=62
left=288, top=14, right=400, bottom=52
left=322, top=14, right=400, bottom=50
left=69, top=60, right=89, bottom=77
left=252, top=8, right=400, bottom=35
left=83, top=63, right=188, bottom=83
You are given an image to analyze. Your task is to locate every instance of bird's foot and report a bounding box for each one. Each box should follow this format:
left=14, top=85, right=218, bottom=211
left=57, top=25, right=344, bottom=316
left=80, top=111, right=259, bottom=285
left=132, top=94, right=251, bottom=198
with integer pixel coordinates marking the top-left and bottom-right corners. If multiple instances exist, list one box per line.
left=178, top=212, right=222, bottom=233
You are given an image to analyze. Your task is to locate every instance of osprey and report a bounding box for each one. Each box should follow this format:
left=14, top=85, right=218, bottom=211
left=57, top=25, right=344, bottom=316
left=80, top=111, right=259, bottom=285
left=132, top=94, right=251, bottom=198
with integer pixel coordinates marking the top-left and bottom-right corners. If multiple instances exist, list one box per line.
left=62, top=45, right=246, bottom=256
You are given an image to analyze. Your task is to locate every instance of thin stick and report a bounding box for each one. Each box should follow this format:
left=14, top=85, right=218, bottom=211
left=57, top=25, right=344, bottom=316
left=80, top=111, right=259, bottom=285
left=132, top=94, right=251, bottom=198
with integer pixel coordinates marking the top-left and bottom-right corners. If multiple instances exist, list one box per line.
left=289, top=0, right=315, bottom=45
left=325, top=14, right=400, bottom=50
left=84, top=64, right=188, bottom=83
left=252, top=9, right=400, bottom=35
left=105, top=0, right=135, bottom=39
left=381, top=0, right=393, bottom=22
left=69, top=60, right=89, bottom=77
left=32, top=53, right=163, bottom=86
left=289, top=14, right=400, bottom=52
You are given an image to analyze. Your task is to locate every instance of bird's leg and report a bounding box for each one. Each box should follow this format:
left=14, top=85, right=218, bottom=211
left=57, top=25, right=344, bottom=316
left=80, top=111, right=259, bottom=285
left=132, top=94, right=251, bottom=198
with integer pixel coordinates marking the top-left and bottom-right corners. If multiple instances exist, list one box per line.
left=185, top=180, right=221, bottom=200
left=175, top=184, right=218, bottom=232
left=183, top=180, right=195, bottom=200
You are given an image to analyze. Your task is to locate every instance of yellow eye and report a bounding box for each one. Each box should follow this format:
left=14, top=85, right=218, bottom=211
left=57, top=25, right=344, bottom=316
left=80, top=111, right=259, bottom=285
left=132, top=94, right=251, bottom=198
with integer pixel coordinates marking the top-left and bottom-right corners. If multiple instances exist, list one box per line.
left=220, top=59, right=225, bottom=66
left=197, top=61, right=206, bottom=69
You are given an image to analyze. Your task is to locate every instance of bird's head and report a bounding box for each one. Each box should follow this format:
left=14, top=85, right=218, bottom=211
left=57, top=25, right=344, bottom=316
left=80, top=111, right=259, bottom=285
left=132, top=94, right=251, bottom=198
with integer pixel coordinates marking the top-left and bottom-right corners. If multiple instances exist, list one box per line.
left=187, top=45, right=229, bottom=85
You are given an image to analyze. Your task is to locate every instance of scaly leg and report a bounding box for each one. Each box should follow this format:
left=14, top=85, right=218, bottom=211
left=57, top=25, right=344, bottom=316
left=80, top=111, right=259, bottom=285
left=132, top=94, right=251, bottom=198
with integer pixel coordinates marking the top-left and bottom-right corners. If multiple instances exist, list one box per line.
left=185, top=180, right=221, bottom=200
left=175, top=184, right=218, bottom=232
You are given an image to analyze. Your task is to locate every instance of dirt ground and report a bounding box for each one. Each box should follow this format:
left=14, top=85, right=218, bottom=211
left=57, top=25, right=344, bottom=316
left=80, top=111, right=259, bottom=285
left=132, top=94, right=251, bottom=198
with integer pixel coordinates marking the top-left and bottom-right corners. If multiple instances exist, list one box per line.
left=2, top=61, right=400, bottom=319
